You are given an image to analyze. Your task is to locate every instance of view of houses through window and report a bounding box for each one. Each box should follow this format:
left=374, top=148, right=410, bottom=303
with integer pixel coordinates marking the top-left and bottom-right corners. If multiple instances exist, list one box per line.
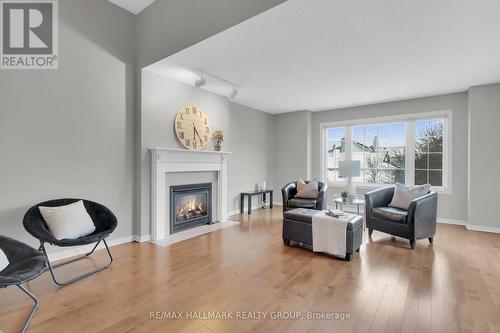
left=324, top=116, right=447, bottom=188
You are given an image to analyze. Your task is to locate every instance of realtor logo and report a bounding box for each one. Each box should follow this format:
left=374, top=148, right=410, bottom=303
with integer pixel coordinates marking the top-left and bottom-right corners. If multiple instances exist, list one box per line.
left=1, top=0, right=58, bottom=69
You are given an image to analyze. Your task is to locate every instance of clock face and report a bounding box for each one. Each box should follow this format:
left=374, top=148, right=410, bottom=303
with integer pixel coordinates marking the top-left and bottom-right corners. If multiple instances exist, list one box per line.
left=174, top=105, right=211, bottom=150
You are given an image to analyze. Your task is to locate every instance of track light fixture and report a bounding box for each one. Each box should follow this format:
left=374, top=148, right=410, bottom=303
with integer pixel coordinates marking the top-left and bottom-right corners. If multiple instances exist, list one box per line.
left=193, top=69, right=241, bottom=99
left=229, top=87, right=238, bottom=99
left=194, top=75, right=207, bottom=88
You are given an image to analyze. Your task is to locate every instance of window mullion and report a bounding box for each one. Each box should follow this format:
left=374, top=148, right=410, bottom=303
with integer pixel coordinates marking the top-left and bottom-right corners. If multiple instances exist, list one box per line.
left=443, top=118, right=449, bottom=190
left=321, top=127, right=326, bottom=183
left=406, top=121, right=415, bottom=185
left=346, top=126, right=353, bottom=160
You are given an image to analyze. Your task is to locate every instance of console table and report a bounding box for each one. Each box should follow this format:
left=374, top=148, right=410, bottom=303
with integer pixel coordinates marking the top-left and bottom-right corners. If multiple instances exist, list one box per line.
left=240, top=189, right=273, bottom=215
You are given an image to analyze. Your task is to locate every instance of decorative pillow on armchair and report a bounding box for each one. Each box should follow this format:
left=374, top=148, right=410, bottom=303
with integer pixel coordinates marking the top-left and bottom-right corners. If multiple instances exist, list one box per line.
left=39, top=200, right=96, bottom=240
left=296, top=179, right=319, bottom=199
left=389, top=183, right=431, bottom=210
left=0, top=249, right=8, bottom=271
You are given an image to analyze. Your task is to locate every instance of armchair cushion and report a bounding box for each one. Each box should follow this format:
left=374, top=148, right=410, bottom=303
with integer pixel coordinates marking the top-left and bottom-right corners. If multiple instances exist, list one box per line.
left=389, top=183, right=431, bottom=210
left=39, top=200, right=96, bottom=240
left=296, top=179, right=319, bottom=199
left=0, top=249, right=8, bottom=272
left=288, top=198, right=317, bottom=209
left=372, top=207, right=408, bottom=224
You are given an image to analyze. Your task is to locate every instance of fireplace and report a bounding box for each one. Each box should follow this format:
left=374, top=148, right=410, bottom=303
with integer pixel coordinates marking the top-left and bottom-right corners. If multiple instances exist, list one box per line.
left=169, top=183, right=212, bottom=234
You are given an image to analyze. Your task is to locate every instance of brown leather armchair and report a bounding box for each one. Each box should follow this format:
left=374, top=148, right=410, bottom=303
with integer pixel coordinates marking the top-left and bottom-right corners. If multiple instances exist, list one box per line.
left=281, top=181, right=328, bottom=213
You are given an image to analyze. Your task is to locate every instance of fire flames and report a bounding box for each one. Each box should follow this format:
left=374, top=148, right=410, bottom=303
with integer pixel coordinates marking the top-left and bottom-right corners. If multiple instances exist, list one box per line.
left=177, top=197, right=205, bottom=221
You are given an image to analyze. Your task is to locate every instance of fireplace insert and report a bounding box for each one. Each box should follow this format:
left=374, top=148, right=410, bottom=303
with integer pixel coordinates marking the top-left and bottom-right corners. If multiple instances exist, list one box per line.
left=170, top=183, right=212, bottom=234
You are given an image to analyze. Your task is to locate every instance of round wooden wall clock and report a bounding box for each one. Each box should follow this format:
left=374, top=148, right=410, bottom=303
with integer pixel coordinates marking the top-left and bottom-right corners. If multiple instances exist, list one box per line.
left=174, top=105, right=211, bottom=150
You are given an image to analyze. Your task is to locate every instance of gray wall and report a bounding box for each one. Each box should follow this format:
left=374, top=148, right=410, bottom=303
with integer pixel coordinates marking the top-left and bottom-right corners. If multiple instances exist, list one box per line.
left=228, top=102, right=275, bottom=211
left=273, top=93, right=469, bottom=221
left=141, top=70, right=274, bottom=236
left=0, top=0, right=136, bottom=252
left=468, top=83, right=500, bottom=229
left=273, top=111, right=311, bottom=196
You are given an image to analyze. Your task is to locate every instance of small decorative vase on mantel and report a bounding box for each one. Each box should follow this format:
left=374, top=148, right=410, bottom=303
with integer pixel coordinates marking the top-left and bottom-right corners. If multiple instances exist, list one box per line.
left=213, top=129, right=224, bottom=152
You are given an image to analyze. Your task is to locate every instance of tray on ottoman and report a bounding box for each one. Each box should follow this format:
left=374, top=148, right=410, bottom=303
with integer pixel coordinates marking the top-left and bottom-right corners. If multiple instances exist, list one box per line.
left=282, top=208, right=363, bottom=261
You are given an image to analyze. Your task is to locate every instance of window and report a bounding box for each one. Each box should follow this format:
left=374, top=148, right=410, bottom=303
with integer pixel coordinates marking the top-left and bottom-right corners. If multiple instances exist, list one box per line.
left=351, top=123, right=406, bottom=184
left=414, top=119, right=443, bottom=186
left=321, top=111, right=451, bottom=192
left=325, top=127, right=346, bottom=182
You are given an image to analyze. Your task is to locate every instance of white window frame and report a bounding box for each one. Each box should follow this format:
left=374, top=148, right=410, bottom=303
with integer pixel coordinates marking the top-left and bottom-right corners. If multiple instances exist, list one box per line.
left=320, top=110, right=452, bottom=194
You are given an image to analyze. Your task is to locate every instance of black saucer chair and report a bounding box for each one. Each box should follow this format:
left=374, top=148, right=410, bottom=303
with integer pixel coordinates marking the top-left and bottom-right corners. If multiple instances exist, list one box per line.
left=23, top=199, right=117, bottom=286
left=0, top=236, right=47, bottom=333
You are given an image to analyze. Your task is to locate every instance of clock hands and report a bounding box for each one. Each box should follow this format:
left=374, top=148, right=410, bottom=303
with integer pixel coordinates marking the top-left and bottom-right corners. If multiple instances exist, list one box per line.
left=193, top=122, right=203, bottom=143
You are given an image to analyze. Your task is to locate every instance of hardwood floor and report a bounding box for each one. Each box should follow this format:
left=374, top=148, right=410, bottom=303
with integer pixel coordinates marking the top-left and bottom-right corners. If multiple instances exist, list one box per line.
left=2, top=208, right=500, bottom=332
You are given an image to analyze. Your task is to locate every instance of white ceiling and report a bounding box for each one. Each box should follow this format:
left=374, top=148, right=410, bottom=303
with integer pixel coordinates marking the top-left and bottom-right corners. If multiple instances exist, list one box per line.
left=146, top=0, right=500, bottom=114
left=108, top=0, right=155, bottom=15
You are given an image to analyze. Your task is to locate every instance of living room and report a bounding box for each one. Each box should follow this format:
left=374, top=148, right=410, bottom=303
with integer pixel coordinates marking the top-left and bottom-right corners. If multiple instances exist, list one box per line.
left=1, top=0, right=499, bottom=332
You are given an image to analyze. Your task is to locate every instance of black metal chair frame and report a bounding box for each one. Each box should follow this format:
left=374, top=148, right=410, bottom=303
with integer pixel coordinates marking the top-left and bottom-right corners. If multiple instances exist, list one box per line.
left=0, top=236, right=47, bottom=333
left=38, top=237, right=113, bottom=286
left=23, top=198, right=117, bottom=287
left=16, top=284, right=39, bottom=333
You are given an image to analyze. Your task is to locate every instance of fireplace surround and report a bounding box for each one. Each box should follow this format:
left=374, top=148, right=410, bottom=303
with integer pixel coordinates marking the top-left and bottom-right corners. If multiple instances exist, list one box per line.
left=150, top=148, right=230, bottom=241
left=170, top=183, right=212, bottom=234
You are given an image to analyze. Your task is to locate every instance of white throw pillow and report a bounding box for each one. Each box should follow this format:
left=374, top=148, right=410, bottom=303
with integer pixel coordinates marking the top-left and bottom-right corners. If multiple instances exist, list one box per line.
left=39, top=200, right=96, bottom=240
left=0, top=249, right=8, bottom=271
left=389, top=183, right=431, bottom=210
left=296, top=179, right=319, bottom=199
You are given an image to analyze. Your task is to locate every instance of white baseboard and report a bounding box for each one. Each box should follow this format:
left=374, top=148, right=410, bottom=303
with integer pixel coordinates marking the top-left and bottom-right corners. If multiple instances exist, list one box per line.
left=228, top=202, right=281, bottom=216
left=132, top=234, right=151, bottom=242
left=46, top=235, right=134, bottom=262
left=434, top=218, right=500, bottom=234
left=465, top=224, right=500, bottom=234
left=437, top=218, right=467, bottom=226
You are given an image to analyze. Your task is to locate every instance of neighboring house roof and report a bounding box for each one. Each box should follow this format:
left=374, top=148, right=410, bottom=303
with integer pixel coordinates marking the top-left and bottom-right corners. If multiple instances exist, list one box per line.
left=328, top=140, right=404, bottom=153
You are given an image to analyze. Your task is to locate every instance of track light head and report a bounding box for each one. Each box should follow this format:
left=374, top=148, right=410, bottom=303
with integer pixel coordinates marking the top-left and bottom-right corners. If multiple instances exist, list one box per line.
left=229, top=87, right=238, bottom=99
left=194, top=77, right=207, bottom=88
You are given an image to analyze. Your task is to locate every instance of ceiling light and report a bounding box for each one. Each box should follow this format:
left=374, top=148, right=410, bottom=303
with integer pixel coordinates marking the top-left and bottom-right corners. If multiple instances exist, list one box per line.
left=229, top=87, right=238, bottom=99
left=194, top=77, right=207, bottom=88
left=193, top=69, right=241, bottom=98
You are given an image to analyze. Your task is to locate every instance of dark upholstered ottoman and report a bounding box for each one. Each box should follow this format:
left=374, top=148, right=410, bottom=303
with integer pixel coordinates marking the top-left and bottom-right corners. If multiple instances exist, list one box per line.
left=282, top=208, right=364, bottom=261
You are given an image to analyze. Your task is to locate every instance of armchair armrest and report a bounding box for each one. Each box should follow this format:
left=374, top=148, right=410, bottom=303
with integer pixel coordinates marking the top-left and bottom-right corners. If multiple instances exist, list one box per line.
left=364, top=186, right=395, bottom=216
left=316, top=182, right=328, bottom=210
left=282, top=182, right=297, bottom=208
left=408, top=190, right=438, bottom=239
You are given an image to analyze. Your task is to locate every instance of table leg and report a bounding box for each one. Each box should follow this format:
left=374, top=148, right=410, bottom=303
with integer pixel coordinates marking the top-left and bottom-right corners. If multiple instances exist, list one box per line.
left=262, top=193, right=266, bottom=208
left=270, top=191, right=273, bottom=208
left=248, top=195, right=252, bottom=215
left=240, top=194, right=244, bottom=214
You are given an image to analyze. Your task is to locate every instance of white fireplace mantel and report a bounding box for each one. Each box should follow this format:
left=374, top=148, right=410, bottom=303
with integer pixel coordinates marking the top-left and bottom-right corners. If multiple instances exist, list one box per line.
left=150, top=148, right=231, bottom=241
